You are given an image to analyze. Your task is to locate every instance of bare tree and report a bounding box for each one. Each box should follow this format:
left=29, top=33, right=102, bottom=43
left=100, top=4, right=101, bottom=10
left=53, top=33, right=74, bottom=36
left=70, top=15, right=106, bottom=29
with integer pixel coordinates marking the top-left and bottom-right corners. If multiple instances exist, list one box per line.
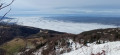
left=0, top=0, right=14, bottom=21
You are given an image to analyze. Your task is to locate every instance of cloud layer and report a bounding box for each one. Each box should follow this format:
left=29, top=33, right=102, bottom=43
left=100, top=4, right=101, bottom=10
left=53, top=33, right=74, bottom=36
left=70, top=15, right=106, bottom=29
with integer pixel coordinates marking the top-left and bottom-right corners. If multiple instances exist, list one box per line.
left=2, top=0, right=120, bottom=15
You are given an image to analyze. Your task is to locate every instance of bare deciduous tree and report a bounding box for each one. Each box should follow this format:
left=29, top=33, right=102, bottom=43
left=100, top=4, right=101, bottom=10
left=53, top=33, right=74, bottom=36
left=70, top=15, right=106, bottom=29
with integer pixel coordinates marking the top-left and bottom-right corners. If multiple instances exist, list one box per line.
left=0, top=0, right=14, bottom=21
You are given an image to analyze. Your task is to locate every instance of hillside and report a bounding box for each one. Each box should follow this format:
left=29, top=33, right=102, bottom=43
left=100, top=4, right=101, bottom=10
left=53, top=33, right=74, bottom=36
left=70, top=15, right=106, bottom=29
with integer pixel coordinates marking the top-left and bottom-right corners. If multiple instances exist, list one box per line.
left=0, top=24, right=120, bottom=55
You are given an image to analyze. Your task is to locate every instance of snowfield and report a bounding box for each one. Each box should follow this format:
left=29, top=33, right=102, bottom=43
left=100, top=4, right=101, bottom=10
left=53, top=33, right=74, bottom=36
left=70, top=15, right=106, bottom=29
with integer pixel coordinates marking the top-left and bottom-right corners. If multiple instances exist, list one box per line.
left=9, top=17, right=116, bottom=34
left=32, top=39, right=120, bottom=55
left=62, top=41, right=120, bottom=55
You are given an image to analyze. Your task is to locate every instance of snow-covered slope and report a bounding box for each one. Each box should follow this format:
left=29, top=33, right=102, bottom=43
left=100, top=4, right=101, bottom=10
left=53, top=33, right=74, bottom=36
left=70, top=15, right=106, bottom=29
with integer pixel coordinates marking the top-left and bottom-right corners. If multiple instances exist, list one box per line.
left=62, top=41, right=120, bottom=55
left=32, top=38, right=120, bottom=55
left=9, top=17, right=116, bottom=34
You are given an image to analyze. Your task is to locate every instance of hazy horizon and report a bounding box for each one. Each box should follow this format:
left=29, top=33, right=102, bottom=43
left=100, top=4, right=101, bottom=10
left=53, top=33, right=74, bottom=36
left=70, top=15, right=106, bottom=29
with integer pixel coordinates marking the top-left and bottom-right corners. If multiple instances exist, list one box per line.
left=1, top=0, right=120, bottom=17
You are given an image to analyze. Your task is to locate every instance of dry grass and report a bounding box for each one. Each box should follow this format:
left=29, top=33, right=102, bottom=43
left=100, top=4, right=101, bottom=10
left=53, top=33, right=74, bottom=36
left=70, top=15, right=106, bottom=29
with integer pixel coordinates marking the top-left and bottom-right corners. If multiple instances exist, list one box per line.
left=0, top=37, right=47, bottom=55
left=0, top=38, right=26, bottom=55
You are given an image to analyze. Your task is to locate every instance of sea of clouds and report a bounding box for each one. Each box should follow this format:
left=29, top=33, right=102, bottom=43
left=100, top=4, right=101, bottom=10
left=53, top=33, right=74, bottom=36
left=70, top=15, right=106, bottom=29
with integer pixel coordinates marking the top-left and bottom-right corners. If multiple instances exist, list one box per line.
left=9, top=17, right=117, bottom=34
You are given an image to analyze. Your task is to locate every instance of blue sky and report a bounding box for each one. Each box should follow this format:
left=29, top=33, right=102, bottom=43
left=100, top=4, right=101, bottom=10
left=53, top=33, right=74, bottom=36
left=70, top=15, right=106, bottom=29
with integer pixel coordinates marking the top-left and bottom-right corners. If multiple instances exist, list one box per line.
left=1, top=0, right=120, bottom=16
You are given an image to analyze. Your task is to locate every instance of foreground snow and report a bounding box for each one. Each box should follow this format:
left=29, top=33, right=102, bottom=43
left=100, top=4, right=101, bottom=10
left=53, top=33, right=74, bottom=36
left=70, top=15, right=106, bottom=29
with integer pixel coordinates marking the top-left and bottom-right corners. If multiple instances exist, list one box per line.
left=62, top=41, right=120, bottom=55
left=33, top=39, right=120, bottom=55
left=9, top=17, right=116, bottom=34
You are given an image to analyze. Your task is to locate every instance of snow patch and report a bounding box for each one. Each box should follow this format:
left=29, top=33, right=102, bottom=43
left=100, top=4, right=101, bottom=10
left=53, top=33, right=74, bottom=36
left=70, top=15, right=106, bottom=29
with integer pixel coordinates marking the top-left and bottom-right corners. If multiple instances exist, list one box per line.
left=62, top=41, right=120, bottom=55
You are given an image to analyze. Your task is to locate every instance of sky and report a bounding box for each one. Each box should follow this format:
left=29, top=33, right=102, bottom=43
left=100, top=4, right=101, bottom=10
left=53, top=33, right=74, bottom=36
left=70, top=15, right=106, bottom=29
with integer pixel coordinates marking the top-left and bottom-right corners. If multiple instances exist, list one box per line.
left=1, top=0, right=120, bottom=16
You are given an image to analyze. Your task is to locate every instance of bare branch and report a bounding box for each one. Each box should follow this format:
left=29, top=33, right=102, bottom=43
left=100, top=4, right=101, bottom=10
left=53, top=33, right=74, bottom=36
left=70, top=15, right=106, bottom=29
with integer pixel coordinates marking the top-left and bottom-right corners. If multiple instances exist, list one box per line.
left=0, top=0, right=14, bottom=22
left=0, top=8, right=11, bottom=21
left=0, top=0, right=14, bottom=10
left=0, top=3, right=4, bottom=8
